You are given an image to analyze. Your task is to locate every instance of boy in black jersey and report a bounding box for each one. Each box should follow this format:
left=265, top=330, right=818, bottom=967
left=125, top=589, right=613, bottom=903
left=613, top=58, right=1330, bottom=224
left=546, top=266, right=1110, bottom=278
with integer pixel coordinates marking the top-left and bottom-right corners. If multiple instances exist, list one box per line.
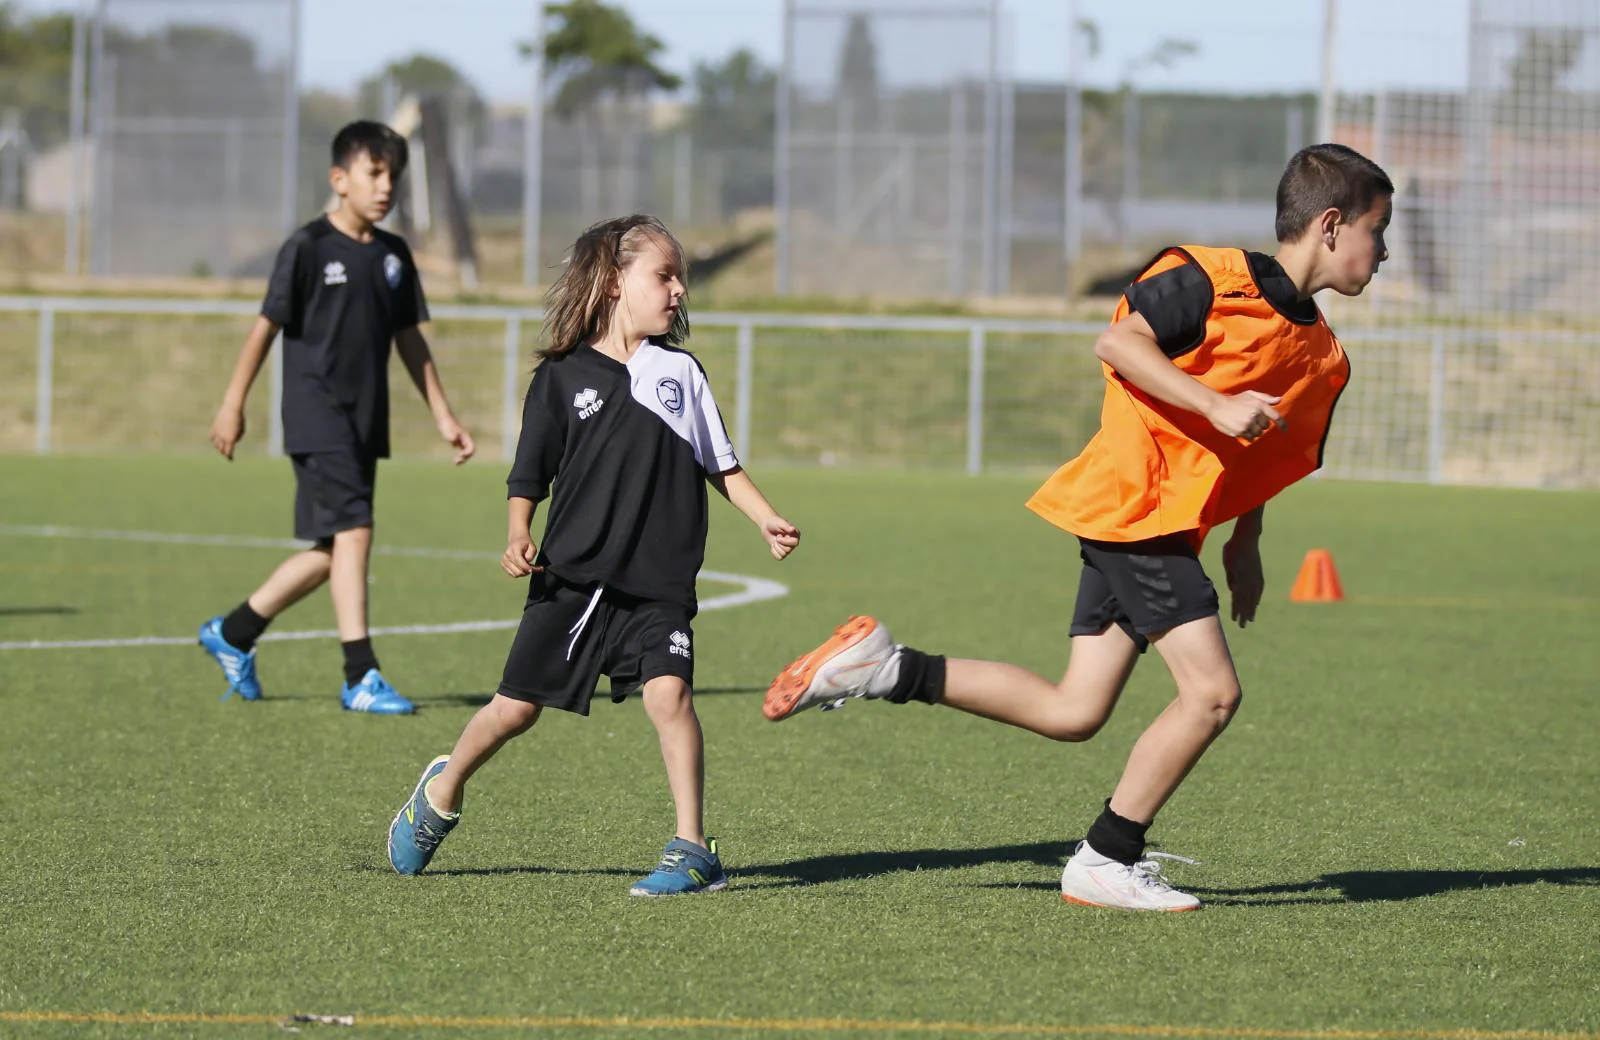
left=198, top=121, right=476, bottom=715
left=388, top=215, right=800, bottom=895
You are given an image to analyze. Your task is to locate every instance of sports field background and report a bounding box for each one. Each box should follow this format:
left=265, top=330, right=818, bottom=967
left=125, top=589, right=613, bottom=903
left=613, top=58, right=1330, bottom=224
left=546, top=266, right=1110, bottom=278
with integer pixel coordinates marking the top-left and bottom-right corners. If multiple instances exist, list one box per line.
left=2, top=457, right=1597, bottom=1039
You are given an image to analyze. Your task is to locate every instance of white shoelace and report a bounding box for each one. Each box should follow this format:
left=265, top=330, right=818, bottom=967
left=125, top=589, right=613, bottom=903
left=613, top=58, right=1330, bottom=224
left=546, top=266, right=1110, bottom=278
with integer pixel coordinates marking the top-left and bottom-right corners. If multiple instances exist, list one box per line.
left=565, top=584, right=605, bottom=661
left=1131, top=850, right=1200, bottom=890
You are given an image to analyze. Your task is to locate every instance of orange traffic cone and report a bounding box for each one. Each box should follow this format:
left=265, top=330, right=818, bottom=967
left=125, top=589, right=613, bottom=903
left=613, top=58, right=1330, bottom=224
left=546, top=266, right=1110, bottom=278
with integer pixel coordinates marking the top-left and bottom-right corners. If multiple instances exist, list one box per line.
left=1289, top=549, right=1344, bottom=603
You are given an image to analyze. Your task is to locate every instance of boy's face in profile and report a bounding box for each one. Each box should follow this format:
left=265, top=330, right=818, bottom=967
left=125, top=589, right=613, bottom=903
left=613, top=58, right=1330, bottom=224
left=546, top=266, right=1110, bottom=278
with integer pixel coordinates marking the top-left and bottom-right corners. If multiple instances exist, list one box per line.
left=1328, top=193, right=1393, bottom=297
left=330, top=150, right=395, bottom=227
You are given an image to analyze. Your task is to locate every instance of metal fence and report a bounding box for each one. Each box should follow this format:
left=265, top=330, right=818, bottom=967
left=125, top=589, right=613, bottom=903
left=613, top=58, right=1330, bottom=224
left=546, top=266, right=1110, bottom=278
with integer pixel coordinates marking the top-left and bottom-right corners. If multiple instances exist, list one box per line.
left=1, top=295, right=1595, bottom=488
left=85, top=0, right=299, bottom=279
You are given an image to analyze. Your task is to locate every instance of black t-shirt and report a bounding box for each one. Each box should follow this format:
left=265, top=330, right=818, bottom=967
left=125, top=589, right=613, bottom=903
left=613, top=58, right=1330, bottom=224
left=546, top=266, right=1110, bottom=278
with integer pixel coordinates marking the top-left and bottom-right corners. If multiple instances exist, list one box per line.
left=262, top=216, right=428, bottom=458
left=507, top=342, right=740, bottom=609
left=1124, top=251, right=1320, bottom=357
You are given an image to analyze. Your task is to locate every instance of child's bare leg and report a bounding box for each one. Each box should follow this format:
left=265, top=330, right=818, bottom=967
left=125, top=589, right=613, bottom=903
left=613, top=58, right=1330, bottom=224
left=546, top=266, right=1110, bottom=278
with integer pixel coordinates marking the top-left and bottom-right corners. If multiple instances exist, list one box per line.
left=429, top=694, right=542, bottom=813
left=641, top=676, right=705, bottom=847
left=941, top=626, right=1141, bottom=740
left=246, top=547, right=332, bottom=617
left=1107, top=615, right=1242, bottom=824
left=328, top=525, right=373, bottom=640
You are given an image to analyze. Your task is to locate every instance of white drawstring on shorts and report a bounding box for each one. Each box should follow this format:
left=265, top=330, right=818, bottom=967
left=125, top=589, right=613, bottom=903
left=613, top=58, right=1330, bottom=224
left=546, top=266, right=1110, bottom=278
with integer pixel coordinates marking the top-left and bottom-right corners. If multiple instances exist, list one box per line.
left=566, top=584, right=604, bottom=661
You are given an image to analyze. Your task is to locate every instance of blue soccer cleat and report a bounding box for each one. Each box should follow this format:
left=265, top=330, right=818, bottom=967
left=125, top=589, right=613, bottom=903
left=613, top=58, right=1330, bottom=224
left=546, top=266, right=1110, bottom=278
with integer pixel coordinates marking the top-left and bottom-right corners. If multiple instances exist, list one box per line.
left=341, top=668, right=415, bottom=715
left=198, top=616, right=262, bottom=701
left=388, top=755, right=458, bottom=875
left=629, top=837, right=728, bottom=897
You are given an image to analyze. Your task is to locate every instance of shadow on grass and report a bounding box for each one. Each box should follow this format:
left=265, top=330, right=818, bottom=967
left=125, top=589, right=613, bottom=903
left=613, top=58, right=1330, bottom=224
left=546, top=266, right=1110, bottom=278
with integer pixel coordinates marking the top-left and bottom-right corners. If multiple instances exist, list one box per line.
left=411, top=840, right=1074, bottom=888
left=1190, top=868, right=1600, bottom=906
left=0, top=605, right=80, bottom=617
left=978, top=867, right=1600, bottom=906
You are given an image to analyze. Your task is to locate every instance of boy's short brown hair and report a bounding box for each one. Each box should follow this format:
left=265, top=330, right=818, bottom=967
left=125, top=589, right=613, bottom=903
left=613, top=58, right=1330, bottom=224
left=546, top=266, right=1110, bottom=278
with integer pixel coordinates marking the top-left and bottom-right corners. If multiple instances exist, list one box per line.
left=331, top=121, right=408, bottom=178
left=1275, top=143, right=1393, bottom=243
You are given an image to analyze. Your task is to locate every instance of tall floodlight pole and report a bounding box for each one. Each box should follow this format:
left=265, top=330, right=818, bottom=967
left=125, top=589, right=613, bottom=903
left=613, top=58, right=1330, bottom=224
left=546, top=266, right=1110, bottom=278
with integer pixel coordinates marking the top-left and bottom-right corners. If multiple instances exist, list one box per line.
left=280, top=0, right=300, bottom=231
left=522, top=5, right=546, bottom=287
left=1063, top=0, right=1083, bottom=291
left=66, top=5, right=87, bottom=275
left=775, top=0, right=795, bottom=295
left=979, top=0, right=1000, bottom=296
left=1316, top=0, right=1338, bottom=143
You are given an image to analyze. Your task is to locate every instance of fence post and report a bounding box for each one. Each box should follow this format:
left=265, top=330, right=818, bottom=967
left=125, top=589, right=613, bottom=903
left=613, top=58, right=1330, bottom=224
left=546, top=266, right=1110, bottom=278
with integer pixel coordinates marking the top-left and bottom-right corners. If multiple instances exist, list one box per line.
left=735, top=322, right=754, bottom=464
left=966, top=323, right=986, bottom=475
left=503, top=316, right=522, bottom=462
left=1427, top=331, right=1446, bottom=484
left=35, top=305, right=54, bottom=455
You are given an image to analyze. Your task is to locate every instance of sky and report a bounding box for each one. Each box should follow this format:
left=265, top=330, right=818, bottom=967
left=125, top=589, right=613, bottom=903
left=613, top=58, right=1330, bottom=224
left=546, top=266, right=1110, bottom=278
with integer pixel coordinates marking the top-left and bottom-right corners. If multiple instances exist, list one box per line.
left=20, top=0, right=1485, bottom=100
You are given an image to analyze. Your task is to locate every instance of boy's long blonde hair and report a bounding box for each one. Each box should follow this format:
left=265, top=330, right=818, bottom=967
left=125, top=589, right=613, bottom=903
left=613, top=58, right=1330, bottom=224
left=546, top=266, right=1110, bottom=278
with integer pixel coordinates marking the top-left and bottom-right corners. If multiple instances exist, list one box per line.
left=538, top=214, right=689, bottom=360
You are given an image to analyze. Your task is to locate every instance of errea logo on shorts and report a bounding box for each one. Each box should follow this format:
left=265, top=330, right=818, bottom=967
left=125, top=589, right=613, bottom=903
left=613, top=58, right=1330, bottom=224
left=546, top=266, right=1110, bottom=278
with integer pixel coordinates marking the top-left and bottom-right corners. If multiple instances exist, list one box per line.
left=323, top=261, right=347, bottom=285
left=573, top=388, right=604, bottom=420
left=669, top=631, right=692, bottom=658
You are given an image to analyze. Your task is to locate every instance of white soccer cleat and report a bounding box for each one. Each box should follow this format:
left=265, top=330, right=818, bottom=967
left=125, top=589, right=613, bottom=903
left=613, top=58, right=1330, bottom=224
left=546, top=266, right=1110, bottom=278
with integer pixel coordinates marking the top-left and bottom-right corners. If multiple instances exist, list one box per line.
left=1059, top=841, right=1202, bottom=912
left=763, top=615, right=901, bottom=721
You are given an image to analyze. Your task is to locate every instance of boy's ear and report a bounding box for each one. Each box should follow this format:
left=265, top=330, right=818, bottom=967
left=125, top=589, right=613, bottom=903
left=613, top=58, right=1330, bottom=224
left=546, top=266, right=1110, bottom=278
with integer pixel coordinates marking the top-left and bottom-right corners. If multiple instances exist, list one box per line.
left=1318, top=206, right=1342, bottom=248
left=329, top=165, right=347, bottom=194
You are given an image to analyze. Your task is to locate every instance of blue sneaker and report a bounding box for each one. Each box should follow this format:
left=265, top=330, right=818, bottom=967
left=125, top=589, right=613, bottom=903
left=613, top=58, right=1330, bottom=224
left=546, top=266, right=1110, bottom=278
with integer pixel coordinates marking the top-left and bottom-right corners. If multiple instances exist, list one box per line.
left=341, top=668, right=415, bottom=715
left=198, top=616, right=262, bottom=701
left=629, top=837, right=728, bottom=897
left=388, top=755, right=458, bottom=875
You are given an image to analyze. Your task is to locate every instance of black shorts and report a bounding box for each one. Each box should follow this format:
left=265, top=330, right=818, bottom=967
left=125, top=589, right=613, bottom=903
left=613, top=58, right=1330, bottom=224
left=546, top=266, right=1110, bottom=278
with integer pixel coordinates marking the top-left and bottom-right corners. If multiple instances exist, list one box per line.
left=291, top=447, right=378, bottom=544
left=1069, top=533, right=1220, bottom=652
left=498, top=571, right=696, bottom=716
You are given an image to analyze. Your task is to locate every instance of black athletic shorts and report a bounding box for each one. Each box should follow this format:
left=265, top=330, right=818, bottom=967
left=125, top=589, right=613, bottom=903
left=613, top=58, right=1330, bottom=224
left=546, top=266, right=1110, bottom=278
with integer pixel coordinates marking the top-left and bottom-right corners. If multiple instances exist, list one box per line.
left=1068, top=532, right=1220, bottom=652
left=291, top=446, right=378, bottom=544
left=497, top=571, right=696, bottom=716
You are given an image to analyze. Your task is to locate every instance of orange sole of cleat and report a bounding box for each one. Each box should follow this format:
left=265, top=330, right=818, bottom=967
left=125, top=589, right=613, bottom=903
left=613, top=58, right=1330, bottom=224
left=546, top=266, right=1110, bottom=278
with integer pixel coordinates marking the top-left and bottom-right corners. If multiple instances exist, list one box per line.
left=762, top=615, right=880, bottom=721
left=1061, top=893, right=1200, bottom=912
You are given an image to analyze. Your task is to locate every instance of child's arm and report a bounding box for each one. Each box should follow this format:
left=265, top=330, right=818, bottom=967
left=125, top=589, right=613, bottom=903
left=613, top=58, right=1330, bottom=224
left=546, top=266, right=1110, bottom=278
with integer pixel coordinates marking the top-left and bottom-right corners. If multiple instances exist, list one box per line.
left=501, top=496, right=542, bottom=578
left=394, top=326, right=476, bottom=465
left=708, top=467, right=800, bottom=561
left=209, top=316, right=281, bottom=460
left=1222, top=505, right=1266, bottom=627
left=1096, top=313, right=1286, bottom=443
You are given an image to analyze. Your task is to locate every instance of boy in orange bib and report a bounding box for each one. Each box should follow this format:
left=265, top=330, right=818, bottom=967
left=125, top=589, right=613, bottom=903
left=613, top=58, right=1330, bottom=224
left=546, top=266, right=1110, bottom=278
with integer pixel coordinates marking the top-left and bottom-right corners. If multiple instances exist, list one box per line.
left=764, top=144, right=1393, bottom=911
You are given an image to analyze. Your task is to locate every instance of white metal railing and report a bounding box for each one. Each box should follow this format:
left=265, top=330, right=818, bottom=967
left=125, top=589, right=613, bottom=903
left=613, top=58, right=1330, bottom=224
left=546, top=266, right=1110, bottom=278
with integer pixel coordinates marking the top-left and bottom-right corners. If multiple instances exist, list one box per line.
left=2, top=295, right=1597, bottom=487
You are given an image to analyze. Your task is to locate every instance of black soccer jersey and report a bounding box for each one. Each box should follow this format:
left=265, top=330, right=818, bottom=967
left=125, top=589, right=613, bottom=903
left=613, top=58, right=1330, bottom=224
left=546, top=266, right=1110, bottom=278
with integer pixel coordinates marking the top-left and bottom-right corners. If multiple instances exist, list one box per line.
left=261, top=216, right=429, bottom=458
left=507, top=341, right=739, bottom=609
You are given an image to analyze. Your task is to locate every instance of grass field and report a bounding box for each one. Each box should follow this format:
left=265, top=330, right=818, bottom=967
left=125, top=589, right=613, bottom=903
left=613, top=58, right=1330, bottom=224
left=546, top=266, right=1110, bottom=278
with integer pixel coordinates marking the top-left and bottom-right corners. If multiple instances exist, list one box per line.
left=2, top=456, right=1597, bottom=1040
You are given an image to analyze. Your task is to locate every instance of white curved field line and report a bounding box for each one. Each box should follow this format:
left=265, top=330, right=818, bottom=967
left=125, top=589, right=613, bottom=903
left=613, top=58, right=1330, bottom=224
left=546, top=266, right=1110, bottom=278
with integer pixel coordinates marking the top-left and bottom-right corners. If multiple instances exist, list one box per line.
left=0, top=524, right=788, bottom=651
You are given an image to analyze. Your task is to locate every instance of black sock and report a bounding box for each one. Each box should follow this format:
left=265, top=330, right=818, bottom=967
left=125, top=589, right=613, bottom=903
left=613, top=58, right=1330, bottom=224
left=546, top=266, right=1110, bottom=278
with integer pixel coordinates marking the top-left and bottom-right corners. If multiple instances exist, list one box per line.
left=341, top=638, right=380, bottom=685
left=886, top=647, right=946, bottom=705
left=220, top=602, right=270, bottom=652
left=1085, top=799, right=1151, bottom=865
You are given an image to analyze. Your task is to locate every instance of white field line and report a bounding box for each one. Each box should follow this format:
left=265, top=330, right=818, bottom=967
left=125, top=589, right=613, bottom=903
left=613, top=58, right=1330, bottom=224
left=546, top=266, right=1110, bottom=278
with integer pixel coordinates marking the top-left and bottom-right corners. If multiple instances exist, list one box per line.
left=0, top=524, right=787, bottom=651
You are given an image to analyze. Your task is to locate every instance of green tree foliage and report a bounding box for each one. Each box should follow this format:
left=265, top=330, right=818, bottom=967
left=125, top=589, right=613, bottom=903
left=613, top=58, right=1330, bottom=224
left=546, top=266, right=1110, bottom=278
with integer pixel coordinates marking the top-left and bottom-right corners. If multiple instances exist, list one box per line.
left=686, top=48, right=775, bottom=212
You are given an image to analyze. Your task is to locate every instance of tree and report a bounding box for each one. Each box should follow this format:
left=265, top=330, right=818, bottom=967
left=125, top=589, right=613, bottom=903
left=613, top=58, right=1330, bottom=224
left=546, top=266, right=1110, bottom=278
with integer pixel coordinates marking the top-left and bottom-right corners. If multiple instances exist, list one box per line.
left=686, top=48, right=776, bottom=213
left=522, top=0, right=682, bottom=214
left=356, top=52, right=485, bottom=131
left=837, top=12, right=879, bottom=130
left=0, top=6, right=78, bottom=153
left=1499, top=28, right=1585, bottom=132
left=533, top=0, right=681, bottom=119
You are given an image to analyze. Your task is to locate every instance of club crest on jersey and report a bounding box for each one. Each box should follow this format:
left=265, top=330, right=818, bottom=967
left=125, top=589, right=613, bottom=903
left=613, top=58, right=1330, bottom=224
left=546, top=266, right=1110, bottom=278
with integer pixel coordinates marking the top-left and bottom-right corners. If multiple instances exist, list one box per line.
left=383, top=253, right=403, bottom=288
left=656, top=377, right=684, bottom=415
left=669, top=630, right=692, bottom=658
left=573, top=388, right=604, bottom=420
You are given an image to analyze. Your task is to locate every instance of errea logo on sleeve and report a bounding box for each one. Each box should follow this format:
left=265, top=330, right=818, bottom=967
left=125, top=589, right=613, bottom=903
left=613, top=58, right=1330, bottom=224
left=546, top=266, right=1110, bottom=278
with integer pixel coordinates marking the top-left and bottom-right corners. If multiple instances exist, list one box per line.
left=669, top=630, right=692, bottom=658
left=323, top=261, right=347, bottom=285
left=573, top=388, right=604, bottom=420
